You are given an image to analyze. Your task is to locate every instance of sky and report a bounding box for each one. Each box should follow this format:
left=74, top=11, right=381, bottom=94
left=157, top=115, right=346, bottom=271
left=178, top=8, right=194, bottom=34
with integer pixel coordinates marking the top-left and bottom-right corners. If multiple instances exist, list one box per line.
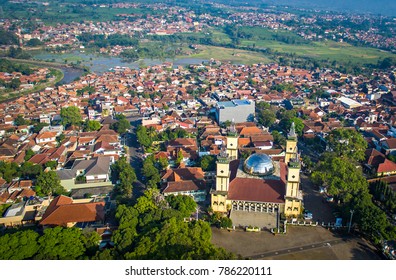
left=264, top=0, right=396, bottom=16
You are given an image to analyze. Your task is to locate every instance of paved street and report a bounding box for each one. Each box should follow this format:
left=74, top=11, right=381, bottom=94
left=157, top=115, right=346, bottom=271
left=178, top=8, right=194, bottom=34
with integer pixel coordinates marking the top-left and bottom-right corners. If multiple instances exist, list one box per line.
left=301, top=174, right=336, bottom=224
left=125, top=116, right=146, bottom=198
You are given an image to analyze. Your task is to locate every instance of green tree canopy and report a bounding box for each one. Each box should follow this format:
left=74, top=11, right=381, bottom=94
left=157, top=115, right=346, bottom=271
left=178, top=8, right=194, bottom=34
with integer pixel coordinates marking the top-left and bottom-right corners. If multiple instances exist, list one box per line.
left=326, top=128, right=367, bottom=162
left=35, top=171, right=66, bottom=196
left=111, top=114, right=131, bottom=134
left=60, top=106, right=82, bottom=128
left=0, top=230, right=39, bottom=260
left=111, top=157, right=137, bottom=199
left=199, top=155, right=216, bottom=171
left=84, top=119, right=101, bottom=132
left=166, top=195, right=197, bottom=218
left=311, top=153, right=368, bottom=203
left=136, top=125, right=153, bottom=148
left=0, top=161, right=20, bottom=182
left=36, top=227, right=86, bottom=260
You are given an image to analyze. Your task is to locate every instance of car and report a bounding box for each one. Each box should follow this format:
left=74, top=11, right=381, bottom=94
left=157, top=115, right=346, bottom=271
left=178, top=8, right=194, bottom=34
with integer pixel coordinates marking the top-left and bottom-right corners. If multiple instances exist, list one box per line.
left=319, top=186, right=327, bottom=193
left=326, top=196, right=334, bottom=202
left=303, top=210, right=313, bottom=220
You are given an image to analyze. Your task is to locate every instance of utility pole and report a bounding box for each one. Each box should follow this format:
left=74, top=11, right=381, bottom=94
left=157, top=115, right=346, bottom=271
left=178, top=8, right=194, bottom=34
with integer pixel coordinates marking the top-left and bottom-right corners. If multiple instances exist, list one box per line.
left=348, top=209, right=354, bottom=233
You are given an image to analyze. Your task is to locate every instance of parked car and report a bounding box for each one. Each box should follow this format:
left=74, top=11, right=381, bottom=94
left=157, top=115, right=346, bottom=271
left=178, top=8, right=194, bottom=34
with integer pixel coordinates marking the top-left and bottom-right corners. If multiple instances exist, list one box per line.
left=303, top=210, right=313, bottom=220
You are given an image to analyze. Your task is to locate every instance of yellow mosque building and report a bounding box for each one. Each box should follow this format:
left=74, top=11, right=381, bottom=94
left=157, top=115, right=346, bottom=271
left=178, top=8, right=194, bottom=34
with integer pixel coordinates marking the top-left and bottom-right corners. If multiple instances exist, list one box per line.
left=210, top=123, right=303, bottom=228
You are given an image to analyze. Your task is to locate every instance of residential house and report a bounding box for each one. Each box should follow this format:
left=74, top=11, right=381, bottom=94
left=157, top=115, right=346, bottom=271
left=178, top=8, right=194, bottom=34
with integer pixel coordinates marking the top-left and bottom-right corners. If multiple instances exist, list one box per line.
left=39, top=195, right=105, bottom=228
left=56, top=156, right=113, bottom=191
left=161, top=166, right=207, bottom=202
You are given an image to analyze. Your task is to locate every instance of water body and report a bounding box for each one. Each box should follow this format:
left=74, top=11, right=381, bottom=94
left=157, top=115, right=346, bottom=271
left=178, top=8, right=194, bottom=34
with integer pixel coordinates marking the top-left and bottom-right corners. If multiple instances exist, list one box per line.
left=32, top=51, right=208, bottom=77
left=60, top=67, right=85, bottom=84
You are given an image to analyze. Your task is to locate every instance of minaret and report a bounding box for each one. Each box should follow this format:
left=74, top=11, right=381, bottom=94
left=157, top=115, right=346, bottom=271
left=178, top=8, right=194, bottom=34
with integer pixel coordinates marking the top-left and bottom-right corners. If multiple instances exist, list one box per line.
left=226, top=119, right=238, bottom=160
left=285, top=122, right=297, bottom=164
left=284, top=123, right=302, bottom=217
left=211, top=147, right=231, bottom=213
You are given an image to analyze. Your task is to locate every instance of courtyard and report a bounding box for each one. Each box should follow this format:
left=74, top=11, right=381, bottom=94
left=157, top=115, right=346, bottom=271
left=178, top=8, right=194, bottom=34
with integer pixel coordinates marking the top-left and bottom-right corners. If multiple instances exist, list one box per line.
left=211, top=226, right=382, bottom=260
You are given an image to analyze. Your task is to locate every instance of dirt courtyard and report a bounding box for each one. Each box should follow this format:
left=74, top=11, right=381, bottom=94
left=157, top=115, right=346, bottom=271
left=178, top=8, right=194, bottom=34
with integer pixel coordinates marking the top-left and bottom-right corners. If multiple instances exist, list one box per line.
left=211, top=225, right=382, bottom=260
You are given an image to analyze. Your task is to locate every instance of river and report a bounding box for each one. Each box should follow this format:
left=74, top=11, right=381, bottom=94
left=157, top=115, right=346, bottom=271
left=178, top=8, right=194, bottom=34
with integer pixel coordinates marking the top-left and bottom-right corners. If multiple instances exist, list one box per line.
left=32, top=50, right=208, bottom=82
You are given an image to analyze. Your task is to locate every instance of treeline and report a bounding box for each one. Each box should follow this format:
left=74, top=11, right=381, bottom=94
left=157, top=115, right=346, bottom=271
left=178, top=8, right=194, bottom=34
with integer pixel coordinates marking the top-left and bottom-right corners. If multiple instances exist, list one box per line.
left=0, top=28, right=18, bottom=45
left=0, top=227, right=100, bottom=260
left=0, top=59, right=34, bottom=75
left=78, top=33, right=139, bottom=48
left=310, top=129, right=396, bottom=244
left=96, top=189, right=235, bottom=260
left=370, top=180, right=396, bottom=214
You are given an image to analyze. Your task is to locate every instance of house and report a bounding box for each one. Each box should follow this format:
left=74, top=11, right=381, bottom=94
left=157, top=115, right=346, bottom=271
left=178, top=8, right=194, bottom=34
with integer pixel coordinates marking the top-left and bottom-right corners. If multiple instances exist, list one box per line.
left=35, top=131, right=57, bottom=145
left=39, top=195, right=105, bottom=227
left=381, top=138, right=396, bottom=155
left=364, top=148, right=396, bottom=177
left=166, top=138, right=199, bottom=161
left=56, top=156, right=113, bottom=191
left=161, top=167, right=207, bottom=202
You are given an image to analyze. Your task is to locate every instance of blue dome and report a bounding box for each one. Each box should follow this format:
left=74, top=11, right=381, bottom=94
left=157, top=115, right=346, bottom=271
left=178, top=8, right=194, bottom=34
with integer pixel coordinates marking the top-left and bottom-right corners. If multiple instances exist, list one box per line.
left=243, top=153, right=274, bottom=176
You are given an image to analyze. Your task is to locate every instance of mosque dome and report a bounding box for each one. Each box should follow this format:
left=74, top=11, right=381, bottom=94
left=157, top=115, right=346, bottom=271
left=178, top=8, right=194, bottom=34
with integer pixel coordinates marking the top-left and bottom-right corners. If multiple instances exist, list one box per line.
left=243, top=153, right=274, bottom=176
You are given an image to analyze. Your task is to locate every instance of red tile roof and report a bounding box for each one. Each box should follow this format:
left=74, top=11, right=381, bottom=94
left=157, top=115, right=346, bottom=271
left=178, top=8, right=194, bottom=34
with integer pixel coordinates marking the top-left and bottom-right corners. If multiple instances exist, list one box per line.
left=163, top=180, right=205, bottom=193
left=40, top=195, right=105, bottom=227
left=227, top=177, right=285, bottom=203
left=377, top=159, right=396, bottom=173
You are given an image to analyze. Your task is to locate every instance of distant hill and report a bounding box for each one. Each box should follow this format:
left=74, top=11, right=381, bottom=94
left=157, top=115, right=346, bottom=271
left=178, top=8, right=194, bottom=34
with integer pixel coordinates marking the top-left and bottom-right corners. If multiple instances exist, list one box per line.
left=265, top=0, right=396, bottom=16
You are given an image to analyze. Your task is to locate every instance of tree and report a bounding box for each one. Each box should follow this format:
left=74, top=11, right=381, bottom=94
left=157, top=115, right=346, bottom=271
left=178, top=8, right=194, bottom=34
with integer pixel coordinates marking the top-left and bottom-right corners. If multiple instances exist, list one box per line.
left=157, top=156, right=169, bottom=170
left=111, top=117, right=131, bottom=134
left=32, top=122, right=49, bottom=134
left=0, top=230, right=39, bottom=260
left=219, top=217, right=233, bottom=229
left=9, top=78, right=21, bottom=90
left=199, top=155, right=216, bottom=171
left=60, top=106, right=82, bottom=128
left=326, top=128, right=367, bottom=162
left=81, top=230, right=101, bottom=258
left=136, top=125, right=152, bottom=148
left=14, top=115, right=28, bottom=126
left=271, top=130, right=286, bottom=146
left=166, top=195, right=197, bottom=218
left=26, top=38, right=44, bottom=47
left=19, top=162, right=42, bottom=179
left=111, top=157, right=137, bottom=198
left=36, top=227, right=86, bottom=260
left=175, top=149, right=184, bottom=165
left=0, top=161, right=20, bottom=182
left=84, top=119, right=101, bottom=132
left=45, top=160, right=58, bottom=170
left=142, top=156, right=160, bottom=187
left=35, top=171, right=66, bottom=196
left=24, top=149, right=35, bottom=161
left=311, top=153, right=368, bottom=203
left=257, top=109, right=276, bottom=128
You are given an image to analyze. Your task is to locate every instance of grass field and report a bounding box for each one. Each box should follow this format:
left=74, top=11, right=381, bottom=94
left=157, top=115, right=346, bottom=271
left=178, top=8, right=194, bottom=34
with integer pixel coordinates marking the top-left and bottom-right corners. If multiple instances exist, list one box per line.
left=183, top=45, right=272, bottom=65
left=240, top=38, right=395, bottom=65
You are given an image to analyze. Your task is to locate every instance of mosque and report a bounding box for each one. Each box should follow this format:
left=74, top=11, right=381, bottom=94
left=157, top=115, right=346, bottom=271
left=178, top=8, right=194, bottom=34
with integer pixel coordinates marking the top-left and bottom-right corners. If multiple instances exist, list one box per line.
left=210, top=123, right=303, bottom=229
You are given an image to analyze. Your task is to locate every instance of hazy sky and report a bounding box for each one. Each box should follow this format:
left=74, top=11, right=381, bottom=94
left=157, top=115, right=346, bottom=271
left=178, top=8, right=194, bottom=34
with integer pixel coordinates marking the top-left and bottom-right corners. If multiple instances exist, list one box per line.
left=265, top=0, right=396, bottom=16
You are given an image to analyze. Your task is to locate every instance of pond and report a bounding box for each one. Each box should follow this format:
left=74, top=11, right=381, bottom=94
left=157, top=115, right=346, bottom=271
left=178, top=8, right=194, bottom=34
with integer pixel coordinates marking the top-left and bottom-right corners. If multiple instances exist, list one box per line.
left=32, top=50, right=208, bottom=76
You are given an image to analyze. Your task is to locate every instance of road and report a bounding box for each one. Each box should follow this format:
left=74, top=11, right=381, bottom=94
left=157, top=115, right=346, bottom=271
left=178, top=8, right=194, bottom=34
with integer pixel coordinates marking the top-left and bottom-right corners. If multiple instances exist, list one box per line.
left=247, top=239, right=341, bottom=259
left=125, top=116, right=146, bottom=198
left=301, top=173, right=336, bottom=224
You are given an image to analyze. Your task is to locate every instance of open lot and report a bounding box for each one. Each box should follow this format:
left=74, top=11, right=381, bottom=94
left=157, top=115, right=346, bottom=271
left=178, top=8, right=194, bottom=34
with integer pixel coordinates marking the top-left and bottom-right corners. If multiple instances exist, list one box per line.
left=185, top=45, right=272, bottom=65
left=211, top=226, right=382, bottom=260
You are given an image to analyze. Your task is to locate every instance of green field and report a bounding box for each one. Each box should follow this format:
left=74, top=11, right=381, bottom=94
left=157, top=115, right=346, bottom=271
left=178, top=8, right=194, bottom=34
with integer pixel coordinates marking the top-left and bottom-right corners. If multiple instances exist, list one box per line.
left=240, top=39, right=395, bottom=65
left=183, top=45, right=272, bottom=65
